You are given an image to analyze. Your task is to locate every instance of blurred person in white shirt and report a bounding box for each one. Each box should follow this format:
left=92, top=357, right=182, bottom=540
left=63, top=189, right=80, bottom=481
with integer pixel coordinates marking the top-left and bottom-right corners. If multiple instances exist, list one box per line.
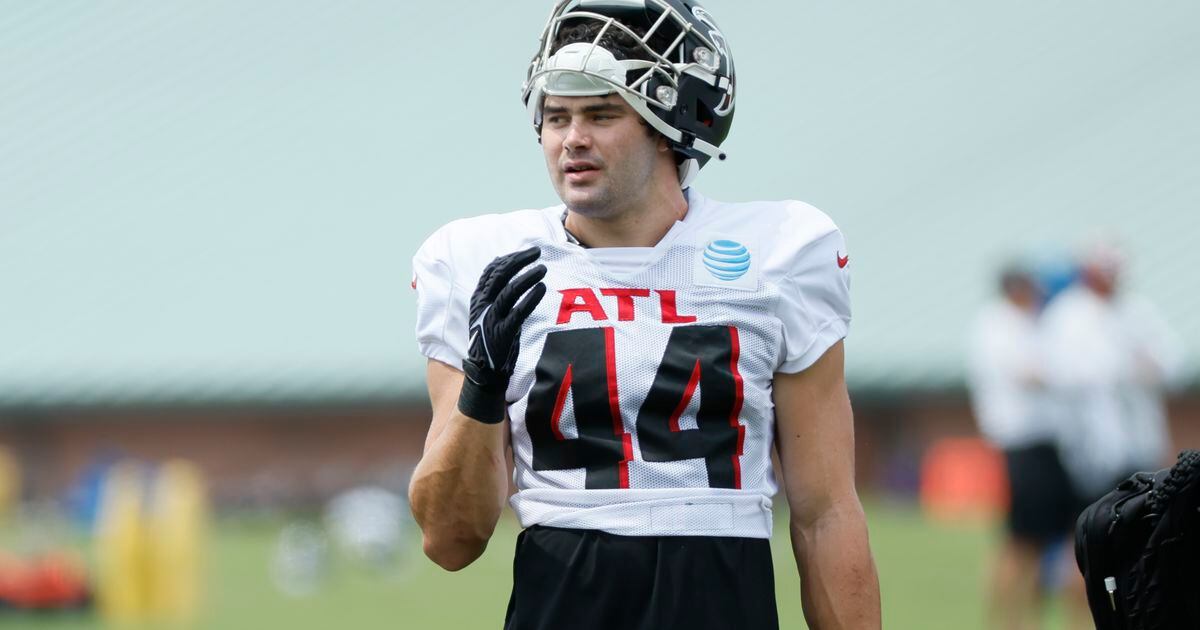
left=1040, top=242, right=1185, bottom=504
left=1039, top=241, right=1185, bottom=629
left=969, top=265, right=1078, bottom=629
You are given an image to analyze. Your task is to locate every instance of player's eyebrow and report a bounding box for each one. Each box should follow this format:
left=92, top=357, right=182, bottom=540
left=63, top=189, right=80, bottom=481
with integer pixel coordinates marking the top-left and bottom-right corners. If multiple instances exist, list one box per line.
left=543, top=102, right=626, bottom=116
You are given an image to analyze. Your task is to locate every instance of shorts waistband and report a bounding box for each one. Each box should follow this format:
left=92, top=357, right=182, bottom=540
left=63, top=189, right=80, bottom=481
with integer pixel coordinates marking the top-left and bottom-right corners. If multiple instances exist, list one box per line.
left=510, top=488, right=774, bottom=538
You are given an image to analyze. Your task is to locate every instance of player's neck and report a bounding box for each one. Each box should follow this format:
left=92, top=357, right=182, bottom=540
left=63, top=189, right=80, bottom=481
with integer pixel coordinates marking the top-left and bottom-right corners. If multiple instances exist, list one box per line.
left=564, top=185, right=688, bottom=249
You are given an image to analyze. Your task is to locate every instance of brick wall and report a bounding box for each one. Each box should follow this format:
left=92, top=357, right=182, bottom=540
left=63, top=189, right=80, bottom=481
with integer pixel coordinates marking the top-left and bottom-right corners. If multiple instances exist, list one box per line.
left=2, top=393, right=1197, bottom=509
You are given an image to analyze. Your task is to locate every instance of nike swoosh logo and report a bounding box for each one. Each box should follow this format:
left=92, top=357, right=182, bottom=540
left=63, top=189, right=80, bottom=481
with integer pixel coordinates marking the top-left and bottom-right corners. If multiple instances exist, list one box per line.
left=837, top=252, right=850, bottom=268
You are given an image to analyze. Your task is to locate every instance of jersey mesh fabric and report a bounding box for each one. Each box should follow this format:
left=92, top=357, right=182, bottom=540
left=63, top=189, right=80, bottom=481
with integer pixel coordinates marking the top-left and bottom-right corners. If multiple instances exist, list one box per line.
left=501, top=236, right=787, bottom=537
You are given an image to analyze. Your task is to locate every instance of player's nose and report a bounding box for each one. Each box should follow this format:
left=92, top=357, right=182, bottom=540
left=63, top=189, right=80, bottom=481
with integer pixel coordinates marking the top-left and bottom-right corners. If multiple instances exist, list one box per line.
left=562, top=121, right=592, bottom=153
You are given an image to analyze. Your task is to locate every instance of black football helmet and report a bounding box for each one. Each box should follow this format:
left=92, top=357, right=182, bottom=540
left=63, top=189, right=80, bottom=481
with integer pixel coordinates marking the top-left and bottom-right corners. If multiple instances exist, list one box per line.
left=522, top=0, right=736, bottom=187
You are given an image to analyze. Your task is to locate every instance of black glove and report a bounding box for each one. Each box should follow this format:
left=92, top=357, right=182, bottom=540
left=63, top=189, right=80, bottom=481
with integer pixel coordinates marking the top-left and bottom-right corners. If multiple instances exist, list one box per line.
left=457, top=246, right=548, bottom=423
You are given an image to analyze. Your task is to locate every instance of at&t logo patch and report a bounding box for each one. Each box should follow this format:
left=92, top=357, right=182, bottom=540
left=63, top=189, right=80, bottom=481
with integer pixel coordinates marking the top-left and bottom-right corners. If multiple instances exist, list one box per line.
left=703, top=240, right=750, bottom=280
left=694, top=238, right=757, bottom=290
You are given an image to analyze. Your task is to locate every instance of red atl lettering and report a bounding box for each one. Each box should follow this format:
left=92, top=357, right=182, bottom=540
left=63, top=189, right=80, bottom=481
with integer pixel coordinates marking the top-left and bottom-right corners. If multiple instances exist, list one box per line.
left=557, top=288, right=608, bottom=324
left=599, top=288, right=651, bottom=321
left=657, top=290, right=697, bottom=324
left=556, top=288, right=698, bottom=324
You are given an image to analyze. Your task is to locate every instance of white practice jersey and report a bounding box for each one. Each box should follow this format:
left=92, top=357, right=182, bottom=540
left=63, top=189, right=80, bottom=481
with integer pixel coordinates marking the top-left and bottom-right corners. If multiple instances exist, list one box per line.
left=412, top=190, right=851, bottom=538
left=1040, top=285, right=1185, bottom=497
left=966, top=300, right=1052, bottom=449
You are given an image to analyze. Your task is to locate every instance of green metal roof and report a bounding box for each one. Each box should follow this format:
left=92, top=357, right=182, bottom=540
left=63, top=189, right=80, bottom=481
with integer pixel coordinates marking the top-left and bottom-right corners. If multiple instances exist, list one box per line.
left=2, top=1, right=1196, bottom=405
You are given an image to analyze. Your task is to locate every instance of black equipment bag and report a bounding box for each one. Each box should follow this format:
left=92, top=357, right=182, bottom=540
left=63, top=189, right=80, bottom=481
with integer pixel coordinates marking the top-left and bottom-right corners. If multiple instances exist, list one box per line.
left=1074, top=450, right=1200, bottom=630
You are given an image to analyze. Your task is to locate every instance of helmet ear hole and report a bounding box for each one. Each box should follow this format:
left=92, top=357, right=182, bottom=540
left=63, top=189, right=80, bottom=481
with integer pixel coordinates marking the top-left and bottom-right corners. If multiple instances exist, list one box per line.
left=696, top=100, right=715, bottom=128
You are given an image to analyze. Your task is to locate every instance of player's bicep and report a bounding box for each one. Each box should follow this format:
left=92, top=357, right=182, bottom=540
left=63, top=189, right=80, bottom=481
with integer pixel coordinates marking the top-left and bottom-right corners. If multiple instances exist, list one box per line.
left=423, top=358, right=466, bottom=452
left=773, top=341, right=857, bottom=524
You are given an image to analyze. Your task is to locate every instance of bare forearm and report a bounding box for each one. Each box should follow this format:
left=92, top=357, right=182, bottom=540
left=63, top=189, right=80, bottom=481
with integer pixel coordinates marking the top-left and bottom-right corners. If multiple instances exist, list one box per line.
left=409, top=412, right=508, bottom=570
left=791, top=500, right=881, bottom=629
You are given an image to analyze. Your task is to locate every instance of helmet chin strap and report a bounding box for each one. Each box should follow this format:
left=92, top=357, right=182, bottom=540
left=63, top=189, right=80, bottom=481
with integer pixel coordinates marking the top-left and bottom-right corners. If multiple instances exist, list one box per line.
left=678, top=158, right=700, bottom=188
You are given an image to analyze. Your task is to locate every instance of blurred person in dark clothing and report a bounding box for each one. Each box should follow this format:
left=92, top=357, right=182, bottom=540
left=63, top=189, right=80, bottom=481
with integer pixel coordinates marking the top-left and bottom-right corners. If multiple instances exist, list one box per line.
left=968, top=265, right=1076, bottom=629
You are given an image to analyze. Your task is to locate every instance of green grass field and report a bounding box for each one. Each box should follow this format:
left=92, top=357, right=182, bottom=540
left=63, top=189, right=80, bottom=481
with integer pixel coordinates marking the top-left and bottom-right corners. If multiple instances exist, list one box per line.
left=6, top=500, right=1076, bottom=629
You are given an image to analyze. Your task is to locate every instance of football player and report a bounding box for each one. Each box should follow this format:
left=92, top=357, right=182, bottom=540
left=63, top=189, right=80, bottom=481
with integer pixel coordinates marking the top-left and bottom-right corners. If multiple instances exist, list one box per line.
left=408, top=1, right=881, bottom=628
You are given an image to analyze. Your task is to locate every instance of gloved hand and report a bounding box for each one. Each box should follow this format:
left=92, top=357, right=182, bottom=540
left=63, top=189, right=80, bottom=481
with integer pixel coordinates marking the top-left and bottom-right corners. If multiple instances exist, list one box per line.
left=457, top=246, right=548, bottom=423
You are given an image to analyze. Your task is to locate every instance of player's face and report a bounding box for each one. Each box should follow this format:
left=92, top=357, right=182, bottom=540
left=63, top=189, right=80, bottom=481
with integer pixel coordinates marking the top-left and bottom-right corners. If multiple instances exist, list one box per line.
left=1083, top=264, right=1120, bottom=297
left=540, top=94, right=663, bottom=217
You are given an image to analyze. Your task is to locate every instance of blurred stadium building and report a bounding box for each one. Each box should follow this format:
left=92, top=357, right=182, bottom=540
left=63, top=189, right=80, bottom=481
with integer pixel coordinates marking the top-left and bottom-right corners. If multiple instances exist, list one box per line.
left=1, top=343, right=1195, bottom=511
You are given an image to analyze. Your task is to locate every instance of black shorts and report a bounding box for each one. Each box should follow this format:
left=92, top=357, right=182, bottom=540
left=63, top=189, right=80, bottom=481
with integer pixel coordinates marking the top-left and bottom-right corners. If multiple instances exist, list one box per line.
left=504, top=525, right=779, bottom=630
left=1004, top=442, right=1079, bottom=544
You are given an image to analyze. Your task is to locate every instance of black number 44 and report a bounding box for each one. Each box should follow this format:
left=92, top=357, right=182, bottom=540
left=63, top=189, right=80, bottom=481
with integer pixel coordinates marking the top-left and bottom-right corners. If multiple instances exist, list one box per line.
left=526, top=325, right=745, bottom=490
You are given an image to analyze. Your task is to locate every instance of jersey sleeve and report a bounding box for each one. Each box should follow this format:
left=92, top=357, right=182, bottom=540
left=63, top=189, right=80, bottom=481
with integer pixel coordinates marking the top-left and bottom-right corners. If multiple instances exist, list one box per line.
left=412, top=226, right=469, bottom=370
left=775, top=228, right=852, bottom=374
